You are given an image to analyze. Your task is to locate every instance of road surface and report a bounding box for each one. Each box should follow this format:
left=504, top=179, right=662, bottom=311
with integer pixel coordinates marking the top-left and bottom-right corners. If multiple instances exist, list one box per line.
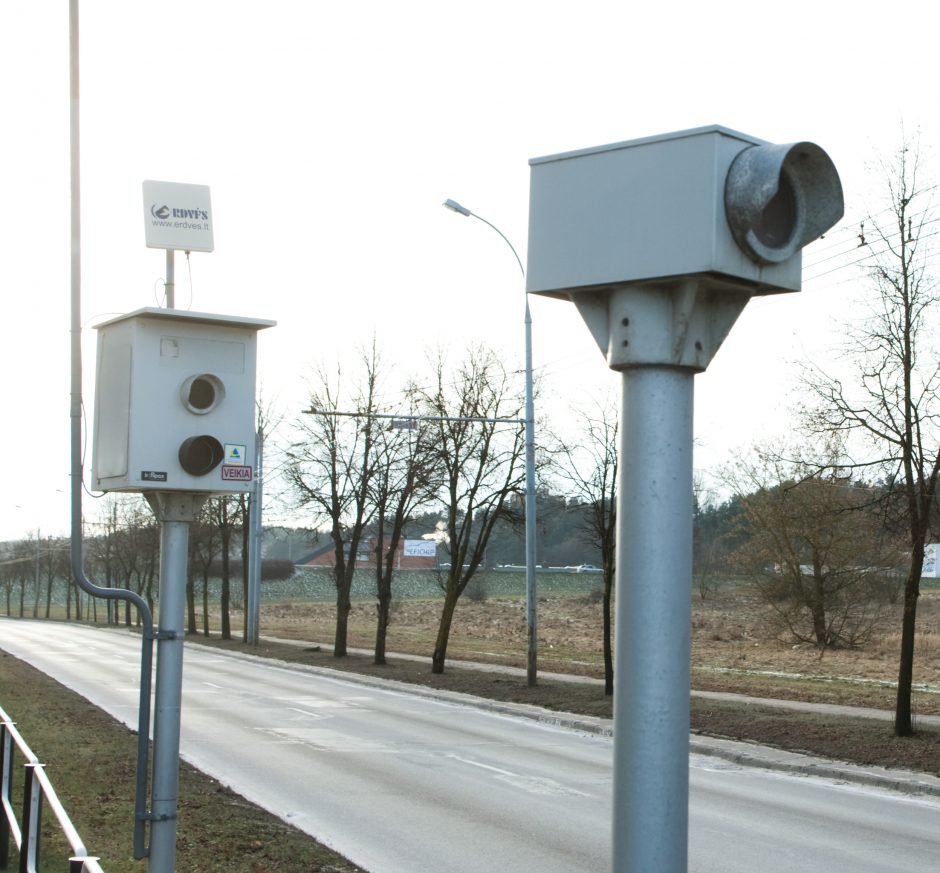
left=2, top=619, right=938, bottom=872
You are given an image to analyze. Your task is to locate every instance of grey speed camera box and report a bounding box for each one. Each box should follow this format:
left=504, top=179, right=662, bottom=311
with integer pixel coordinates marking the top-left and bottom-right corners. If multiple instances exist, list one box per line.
left=526, top=125, right=843, bottom=298
left=92, top=308, right=275, bottom=494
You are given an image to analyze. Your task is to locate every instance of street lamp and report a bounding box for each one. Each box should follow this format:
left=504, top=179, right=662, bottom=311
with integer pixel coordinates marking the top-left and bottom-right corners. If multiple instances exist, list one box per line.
left=443, top=198, right=538, bottom=687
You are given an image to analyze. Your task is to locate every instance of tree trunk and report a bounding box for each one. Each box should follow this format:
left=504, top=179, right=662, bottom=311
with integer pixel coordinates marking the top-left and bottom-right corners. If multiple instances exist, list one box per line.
left=221, top=535, right=232, bottom=640
left=374, top=598, right=390, bottom=666
left=186, top=576, right=196, bottom=635
left=334, top=570, right=351, bottom=657
left=810, top=576, right=829, bottom=648
left=603, top=573, right=614, bottom=696
left=221, top=574, right=231, bottom=638
left=432, top=587, right=460, bottom=674
left=202, top=573, right=210, bottom=636
left=895, top=567, right=921, bottom=736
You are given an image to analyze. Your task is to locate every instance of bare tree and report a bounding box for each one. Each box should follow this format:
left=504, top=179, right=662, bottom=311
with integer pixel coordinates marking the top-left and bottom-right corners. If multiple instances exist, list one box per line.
left=188, top=500, right=220, bottom=636
left=86, top=497, right=122, bottom=624
left=286, top=345, right=382, bottom=657
left=105, top=496, right=159, bottom=623
left=416, top=345, right=527, bottom=674
left=370, top=408, right=439, bottom=665
left=804, top=135, right=939, bottom=735
left=209, top=495, right=242, bottom=640
left=726, top=448, right=898, bottom=649
left=0, top=554, right=20, bottom=616
left=1, top=541, right=33, bottom=617
left=550, top=394, right=618, bottom=694
left=39, top=535, right=69, bottom=619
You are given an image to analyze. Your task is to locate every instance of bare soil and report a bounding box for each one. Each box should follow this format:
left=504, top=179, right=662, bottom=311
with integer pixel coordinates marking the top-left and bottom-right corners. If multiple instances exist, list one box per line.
left=257, top=585, right=940, bottom=710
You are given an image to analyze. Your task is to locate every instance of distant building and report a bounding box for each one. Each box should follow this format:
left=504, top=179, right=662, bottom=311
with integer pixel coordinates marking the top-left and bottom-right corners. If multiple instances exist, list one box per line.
left=296, top=537, right=439, bottom=571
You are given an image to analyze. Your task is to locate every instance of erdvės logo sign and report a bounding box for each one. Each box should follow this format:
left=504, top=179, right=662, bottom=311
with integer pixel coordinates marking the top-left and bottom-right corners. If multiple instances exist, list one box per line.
left=150, top=203, right=209, bottom=222
left=142, top=180, right=215, bottom=253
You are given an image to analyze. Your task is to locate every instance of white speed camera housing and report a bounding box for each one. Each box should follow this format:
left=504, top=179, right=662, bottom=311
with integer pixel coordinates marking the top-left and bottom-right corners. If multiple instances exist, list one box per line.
left=526, top=125, right=843, bottom=371
left=92, top=308, right=275, bottom=494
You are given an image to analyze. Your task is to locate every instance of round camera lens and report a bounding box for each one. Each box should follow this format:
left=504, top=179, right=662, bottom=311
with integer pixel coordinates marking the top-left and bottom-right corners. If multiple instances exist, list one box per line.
left=178, top=435, right=224, bottom=475
left=754, top=171, right=797, bottom=249
left=188, top=377, right=216, bottom=410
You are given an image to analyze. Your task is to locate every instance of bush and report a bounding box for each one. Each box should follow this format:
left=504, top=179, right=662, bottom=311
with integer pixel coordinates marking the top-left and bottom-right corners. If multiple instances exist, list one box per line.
left=465, top=576, right=488, bottom=603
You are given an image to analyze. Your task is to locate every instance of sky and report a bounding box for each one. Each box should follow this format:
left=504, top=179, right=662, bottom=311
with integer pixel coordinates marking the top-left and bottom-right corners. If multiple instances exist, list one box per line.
left=1, top=0, right=938, bottom=541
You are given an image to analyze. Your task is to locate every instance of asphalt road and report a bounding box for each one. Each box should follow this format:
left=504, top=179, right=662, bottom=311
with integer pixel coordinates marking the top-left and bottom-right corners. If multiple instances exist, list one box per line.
left=2, top=619, right=939, bottom=872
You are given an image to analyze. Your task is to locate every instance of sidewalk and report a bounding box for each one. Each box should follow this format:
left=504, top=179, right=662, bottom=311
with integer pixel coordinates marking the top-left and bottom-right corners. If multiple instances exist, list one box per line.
left=255, top=635, right=940, bottom=799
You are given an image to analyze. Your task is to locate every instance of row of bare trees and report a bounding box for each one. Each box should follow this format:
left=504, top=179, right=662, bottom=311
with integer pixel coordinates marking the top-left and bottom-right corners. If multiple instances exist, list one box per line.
left=1, top=495, right=263, bottom=641
left=0, top=533, right=76, bottom=619
left=285, top=342, right=529, bottom=674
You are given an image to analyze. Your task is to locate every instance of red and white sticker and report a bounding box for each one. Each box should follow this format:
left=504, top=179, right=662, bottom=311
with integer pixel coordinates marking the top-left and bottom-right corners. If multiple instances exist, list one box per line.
left=221, top=465, right=253, bottom=481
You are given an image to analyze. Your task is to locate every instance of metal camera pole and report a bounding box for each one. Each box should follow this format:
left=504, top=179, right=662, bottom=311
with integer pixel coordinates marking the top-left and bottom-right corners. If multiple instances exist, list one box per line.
left=616, top=366, right=693, bottom=868
left=144, top=492, right=204, bottom=873
left=584, top=282, right=741, bottom=871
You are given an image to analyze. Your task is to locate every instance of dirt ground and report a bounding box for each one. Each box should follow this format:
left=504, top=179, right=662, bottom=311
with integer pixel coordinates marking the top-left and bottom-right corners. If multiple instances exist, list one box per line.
left=258, top=585, right=940, bottom=701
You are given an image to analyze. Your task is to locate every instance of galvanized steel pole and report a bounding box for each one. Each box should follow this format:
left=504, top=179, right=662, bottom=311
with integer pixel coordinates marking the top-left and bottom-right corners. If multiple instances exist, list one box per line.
left=247, top=427, right=264, bottom=645
left=523, top=296, right=537, bottom=686
left=145, top=494, right=202, bottom=873
left=612, top=366, right=694, bottom=873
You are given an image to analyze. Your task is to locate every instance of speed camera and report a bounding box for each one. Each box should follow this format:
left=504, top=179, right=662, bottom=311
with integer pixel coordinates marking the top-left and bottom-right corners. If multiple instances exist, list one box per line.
left=526, top=124, right=843, bottom=298
left=91, top=308, right=274, bottom=494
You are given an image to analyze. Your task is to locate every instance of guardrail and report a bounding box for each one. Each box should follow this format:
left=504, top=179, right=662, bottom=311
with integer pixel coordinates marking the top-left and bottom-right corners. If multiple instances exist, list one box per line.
left=0, top=704, right=105, bottom=873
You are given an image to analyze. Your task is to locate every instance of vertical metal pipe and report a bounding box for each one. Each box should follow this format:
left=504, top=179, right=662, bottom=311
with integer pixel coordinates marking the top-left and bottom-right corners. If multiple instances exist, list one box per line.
left=69, top=1, right=156, bottom=858
left=524, top=298, right=538, bottom=686
left=165, top=249, right=175, bottom=308
left=148, top=518, right=191, bottom=873
left=247, top=427, right=264, bottom=645
left=612, top=366, right=693, bottom=873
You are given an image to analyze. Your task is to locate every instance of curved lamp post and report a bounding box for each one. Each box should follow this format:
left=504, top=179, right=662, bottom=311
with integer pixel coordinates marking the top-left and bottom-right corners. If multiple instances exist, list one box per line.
left=443, top=198, right=538, bottom=687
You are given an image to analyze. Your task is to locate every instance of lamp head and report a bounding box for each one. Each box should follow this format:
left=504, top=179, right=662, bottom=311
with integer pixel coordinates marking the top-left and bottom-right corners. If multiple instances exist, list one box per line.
left=443, top=198, right=472, bottom=217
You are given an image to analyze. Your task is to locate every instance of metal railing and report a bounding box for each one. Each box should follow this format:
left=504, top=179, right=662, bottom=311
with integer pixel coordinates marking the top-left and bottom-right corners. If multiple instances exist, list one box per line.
left=1, top=704, right=105, bottom=873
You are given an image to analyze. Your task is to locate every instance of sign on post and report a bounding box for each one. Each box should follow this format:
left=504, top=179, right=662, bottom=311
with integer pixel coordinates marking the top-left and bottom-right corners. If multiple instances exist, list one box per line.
left=403, top=540, right=437, bottom=558
left=143, top=180, right=214, bottom=252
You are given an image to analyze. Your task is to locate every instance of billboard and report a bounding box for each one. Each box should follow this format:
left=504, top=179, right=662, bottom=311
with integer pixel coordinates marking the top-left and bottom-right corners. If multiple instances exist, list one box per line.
left=403, top=539, right=437, bottom=558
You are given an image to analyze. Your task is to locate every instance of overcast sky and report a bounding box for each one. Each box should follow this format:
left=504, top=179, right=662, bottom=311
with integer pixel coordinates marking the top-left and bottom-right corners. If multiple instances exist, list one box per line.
left=1, top=0, right=937, bottom=541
